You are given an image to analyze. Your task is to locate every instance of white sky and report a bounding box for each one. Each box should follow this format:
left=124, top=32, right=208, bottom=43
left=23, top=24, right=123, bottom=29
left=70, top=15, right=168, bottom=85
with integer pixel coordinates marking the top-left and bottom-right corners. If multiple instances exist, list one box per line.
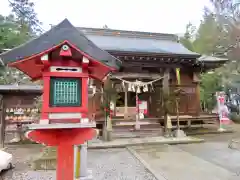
left=0, top=0, right=211, bottom=34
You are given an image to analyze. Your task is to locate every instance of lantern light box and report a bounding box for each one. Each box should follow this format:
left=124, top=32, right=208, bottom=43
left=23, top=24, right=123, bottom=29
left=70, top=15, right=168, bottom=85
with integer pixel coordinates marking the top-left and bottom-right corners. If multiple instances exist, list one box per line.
left=50, top=77, right=82, bottom=107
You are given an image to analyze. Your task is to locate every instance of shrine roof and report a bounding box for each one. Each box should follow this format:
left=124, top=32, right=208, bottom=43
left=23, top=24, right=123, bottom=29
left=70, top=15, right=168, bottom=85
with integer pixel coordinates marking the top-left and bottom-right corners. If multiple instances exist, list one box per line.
left=198, top=55, right=228, bottom=62
left=0, top=84, right=42, bottom=93
left=0, top=19, right=121, bottom=69
left=0, top=84, right=94, bottom=94
left=79, top=27, right=199, bottom=57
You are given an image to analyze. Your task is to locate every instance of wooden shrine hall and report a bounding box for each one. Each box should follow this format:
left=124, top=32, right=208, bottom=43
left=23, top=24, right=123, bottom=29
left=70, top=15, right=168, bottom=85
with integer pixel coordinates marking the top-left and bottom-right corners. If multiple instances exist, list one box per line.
left=79, top=27, right=227, bottom=134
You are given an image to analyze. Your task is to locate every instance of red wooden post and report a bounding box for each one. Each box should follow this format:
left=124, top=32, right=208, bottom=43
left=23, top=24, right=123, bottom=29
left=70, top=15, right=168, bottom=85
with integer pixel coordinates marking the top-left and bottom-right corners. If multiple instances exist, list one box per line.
left=57, top=145, right=74, bottom=180
left=26, top=128, right=96, bottom=180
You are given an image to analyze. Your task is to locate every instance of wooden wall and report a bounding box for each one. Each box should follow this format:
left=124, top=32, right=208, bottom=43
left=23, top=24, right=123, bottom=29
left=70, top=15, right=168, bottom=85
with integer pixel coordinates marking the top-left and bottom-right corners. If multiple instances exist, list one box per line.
left=88, top=68, right=201, bottom=119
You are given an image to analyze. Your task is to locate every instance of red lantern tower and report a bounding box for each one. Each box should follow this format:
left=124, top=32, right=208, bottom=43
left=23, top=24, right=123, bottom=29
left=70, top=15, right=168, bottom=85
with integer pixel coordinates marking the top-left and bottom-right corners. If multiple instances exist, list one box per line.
left=0, top=19, right=121, bottom=180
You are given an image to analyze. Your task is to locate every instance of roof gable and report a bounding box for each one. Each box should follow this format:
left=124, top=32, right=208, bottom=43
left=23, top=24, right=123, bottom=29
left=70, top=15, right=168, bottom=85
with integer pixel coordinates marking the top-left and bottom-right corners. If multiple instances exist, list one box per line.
left=0, top=19, right=121, bottom=69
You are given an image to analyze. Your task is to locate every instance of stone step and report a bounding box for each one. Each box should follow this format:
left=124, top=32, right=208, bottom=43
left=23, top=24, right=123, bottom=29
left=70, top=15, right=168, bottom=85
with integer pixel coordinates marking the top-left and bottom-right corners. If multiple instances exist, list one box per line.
left=112, top=128, right=163, bottom=139
left=111, top=118, right=160, bottom=124
left=113, top=122, right=161, bottom=130
left=203, top=120, right=217, bottom=124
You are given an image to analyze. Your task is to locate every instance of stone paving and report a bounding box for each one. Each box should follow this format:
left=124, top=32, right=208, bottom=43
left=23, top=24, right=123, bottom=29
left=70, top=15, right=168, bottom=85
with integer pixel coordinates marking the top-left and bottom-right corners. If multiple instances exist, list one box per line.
left=2, top=125, right=240, bottom=180
left=1, top=147, right=156, bottom=180
left=177, top=142, right=240, bottom=175
left=130, top=144, right=240, bottom=180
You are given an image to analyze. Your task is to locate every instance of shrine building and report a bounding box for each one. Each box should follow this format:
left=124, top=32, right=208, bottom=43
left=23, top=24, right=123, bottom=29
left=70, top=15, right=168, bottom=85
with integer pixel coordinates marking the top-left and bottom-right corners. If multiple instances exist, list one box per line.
left=0, top=19, right=227, bottom=137
left=80, top=27, right=227, bottom=130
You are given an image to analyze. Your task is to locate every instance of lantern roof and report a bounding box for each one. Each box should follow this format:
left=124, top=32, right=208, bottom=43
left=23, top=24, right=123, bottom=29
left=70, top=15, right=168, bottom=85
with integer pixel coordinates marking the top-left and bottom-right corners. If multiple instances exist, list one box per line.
left=0, top=19, right=121, bottom=70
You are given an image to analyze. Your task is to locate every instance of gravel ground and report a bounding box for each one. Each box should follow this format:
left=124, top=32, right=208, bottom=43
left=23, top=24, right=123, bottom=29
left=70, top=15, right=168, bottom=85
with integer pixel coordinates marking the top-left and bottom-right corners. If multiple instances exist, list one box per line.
left=1, top=147, right=156, bottom=180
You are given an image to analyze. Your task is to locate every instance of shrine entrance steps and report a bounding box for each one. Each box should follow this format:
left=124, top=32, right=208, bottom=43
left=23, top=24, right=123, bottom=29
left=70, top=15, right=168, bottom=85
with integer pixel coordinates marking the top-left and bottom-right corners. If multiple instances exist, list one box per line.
left=112, top=117, right=163, bottom=139
left=96, top=114, right=219, bottom=139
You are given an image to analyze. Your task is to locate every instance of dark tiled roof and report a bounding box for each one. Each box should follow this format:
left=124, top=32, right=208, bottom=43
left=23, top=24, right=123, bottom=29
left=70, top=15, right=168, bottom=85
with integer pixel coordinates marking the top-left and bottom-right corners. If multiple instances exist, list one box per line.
left=0, top=19, right=121, bottom=69
left=79, top=27, right=199, bottom=56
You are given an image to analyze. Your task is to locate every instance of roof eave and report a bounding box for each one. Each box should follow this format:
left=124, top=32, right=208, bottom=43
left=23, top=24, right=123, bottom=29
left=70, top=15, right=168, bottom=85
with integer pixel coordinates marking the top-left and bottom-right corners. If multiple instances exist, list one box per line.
left=107, top=50, right=200, bottom=58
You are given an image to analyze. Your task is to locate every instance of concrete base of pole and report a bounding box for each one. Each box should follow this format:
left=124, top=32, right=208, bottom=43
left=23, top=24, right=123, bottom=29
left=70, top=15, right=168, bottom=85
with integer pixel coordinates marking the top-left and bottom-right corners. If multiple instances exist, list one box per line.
left=74, top=142, right=92, bottom=179
left=102, top=127, right=108, bottom=141
left=78, top=170, right=93, bottom=180
left=135, top=120, right=140, bottom=130
left=80, top=143, right=88, bottom=177
left=173, top=129, right=186, bottom=138
left=217, top=127, right=226, bottom=132
left=9, top=132, right=21, bottom=143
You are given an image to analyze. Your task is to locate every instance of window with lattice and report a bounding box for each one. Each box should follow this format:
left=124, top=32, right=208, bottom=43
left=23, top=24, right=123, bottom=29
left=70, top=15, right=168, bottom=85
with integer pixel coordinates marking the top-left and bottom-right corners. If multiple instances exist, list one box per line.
left=50, top=77, right=81, bottom=107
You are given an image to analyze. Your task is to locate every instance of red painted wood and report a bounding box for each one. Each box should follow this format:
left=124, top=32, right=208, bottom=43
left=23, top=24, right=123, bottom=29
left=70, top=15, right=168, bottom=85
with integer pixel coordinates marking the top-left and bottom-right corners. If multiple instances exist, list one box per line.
left=9, top=40, right=114, bottom=81
left=50, top=119, right=80, bottom=123
left=9, top=41, right=68, bottom=66
left=26, top=128, right=96, bottom=146
left=43, top=107, right=88, bottom=113
left=41, top=113, right=48, bottom=120
left=42, top=76, right=50, bottom=113
left=43, top=72, right=89, bottom=78
left=50, top=58, right=81, bottom=67
left=59, top=46, right=72, bottom=57
left=56, top=144, right=74, bottom=180
left=41, top=75, right=88, bottom=116
left=82, top=77, right=88, bottom=111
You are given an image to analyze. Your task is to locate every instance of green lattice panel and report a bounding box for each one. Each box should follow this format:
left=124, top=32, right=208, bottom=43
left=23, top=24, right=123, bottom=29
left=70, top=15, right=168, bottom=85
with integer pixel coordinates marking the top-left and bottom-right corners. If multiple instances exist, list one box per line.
left=50, top=77, right=81, bottom=107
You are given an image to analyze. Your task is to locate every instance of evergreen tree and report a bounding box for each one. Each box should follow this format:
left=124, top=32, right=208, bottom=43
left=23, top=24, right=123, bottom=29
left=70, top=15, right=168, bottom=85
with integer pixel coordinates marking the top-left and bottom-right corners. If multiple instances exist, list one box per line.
left=179, top=22, right=196, bottom=51
left=0, top=0, right=42, bottom=84
left=9, top=0, right=42, bottom=35
left=0, top=14, right=29, bottom=49
left=180, top=8, right=224, bottom=111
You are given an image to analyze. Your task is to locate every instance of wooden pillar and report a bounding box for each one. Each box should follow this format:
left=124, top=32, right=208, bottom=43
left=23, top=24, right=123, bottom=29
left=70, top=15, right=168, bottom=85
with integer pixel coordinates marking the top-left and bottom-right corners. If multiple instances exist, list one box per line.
left=162, top=69, right=170, bottom=134
left=124, top=87, right=128, bottom=119
left=0, top=95, right=4, bottom=148
left=193, top=72, right=201, bottom=116
left=195, top=83, right=201, bottom=116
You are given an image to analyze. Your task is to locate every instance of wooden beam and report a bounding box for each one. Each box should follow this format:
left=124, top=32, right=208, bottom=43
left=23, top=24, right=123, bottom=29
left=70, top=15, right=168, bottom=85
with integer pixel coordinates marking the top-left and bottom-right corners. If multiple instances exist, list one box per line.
left=123, top=61, right=185, bottom=68
left=110, top=72, right=163, bottom=79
